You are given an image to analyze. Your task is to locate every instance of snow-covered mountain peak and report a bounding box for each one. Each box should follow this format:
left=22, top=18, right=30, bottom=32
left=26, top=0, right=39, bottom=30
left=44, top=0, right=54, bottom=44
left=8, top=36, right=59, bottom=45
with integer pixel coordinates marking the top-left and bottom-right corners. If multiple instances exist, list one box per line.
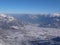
left=0, top=14, right=7, bottom=17
left=0, top=14, right=15, bottom=22
left=0, top=14, right=24, bottom=29
left=7, top=15, right=15, bottom=22
left=50, top=13, right=60, bottom=17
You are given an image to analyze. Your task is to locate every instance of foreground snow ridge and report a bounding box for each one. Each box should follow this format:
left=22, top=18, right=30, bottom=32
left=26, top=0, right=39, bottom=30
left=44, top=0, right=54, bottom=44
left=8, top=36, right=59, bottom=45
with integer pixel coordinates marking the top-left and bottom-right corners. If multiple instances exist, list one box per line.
left=0, top=25, right=60, bottom=45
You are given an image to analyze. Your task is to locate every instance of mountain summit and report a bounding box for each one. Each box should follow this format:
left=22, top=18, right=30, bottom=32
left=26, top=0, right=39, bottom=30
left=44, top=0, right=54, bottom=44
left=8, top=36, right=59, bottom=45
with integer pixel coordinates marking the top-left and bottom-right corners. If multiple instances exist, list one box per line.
left=0, top=14, right=23, bottom=29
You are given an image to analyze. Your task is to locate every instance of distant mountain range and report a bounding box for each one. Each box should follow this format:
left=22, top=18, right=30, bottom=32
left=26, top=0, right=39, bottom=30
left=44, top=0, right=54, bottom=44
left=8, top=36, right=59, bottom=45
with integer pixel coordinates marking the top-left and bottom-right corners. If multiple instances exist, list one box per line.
left=7, top=13, right=60, bottom=28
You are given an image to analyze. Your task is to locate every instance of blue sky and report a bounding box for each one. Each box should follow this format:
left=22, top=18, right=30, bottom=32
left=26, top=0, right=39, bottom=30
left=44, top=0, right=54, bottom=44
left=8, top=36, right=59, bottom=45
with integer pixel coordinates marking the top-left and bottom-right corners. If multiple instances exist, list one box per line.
left=0, top=0, right=60, bottom=14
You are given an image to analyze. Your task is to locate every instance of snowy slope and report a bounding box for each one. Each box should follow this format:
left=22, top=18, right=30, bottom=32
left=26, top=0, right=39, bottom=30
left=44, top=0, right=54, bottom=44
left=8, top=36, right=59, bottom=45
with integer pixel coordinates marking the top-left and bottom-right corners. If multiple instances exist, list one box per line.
left=0, top=24, right=60, bottom=45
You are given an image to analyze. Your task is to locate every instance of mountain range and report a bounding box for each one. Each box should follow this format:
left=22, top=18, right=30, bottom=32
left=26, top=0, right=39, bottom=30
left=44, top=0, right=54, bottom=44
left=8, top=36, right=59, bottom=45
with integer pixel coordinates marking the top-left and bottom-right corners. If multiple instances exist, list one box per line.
left=9, top=13, right=60, bottom=28
left=0, top=13, right=60, bottom=45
